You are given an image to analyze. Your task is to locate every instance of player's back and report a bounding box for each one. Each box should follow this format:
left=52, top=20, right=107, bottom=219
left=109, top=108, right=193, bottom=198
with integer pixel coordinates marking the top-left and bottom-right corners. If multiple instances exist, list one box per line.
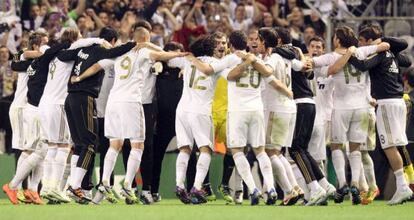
left=108, top=50, right=142, bottom=103
left=173, top=56, right=219, bottom=115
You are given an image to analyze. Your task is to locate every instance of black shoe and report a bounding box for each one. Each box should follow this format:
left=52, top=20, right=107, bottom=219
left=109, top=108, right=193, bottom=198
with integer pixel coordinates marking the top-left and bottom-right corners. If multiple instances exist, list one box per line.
left=152, top=193, right=161, bottom=203
left=140, top=190, right=154, bottom=205
left=334, top=185, right=349, bottom=204
left=67, top=186, right=91, bottom=204
left=176, top=186, right=191, bottom=204
left=202, top=183, right=216, bottom=201
left=350, top=186, right=361, bottom=205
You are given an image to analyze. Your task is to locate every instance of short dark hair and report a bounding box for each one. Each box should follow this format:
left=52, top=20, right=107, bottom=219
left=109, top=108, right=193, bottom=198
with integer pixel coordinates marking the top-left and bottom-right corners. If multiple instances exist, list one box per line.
left=359, top=26, right=383, bottom=41
left=28, top=32, right=47, bottom=49
left=274, top=27, right=291, bottom=44
left=335, top=26, right=358, bottom=47
left=258, top=27, right=278, bottom=49
left=229, top=31, right=247, bottom=50
left=99, top=27, right=118, bottom=42
left=189, top=37, right=206, bottom=57
left=202, top=36, right=216, bottom=57
left=308, top=36, right=325, bottom=48
left=133, top=20, right=152, bottom=31
left=405, top=67, right=414, bottom=88
left=164, top=42, right=184, bottom=52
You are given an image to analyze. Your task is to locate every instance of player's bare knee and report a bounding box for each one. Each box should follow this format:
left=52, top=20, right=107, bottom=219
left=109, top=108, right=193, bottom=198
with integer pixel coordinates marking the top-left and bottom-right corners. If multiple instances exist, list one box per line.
left=110, top=139, right=123, bottom=151
left=330, top=143, right=342, bottom=150
left=199, top=146, right=212, bottom=154
left=349, top=142, right=361, bottom=152
left=179, top=146, right=191, bottom=154
left=131, top=141, right=144, bottom=150
left=231, top=148, right=244, bottom=155
left=253, top=146, right=265, bottom=155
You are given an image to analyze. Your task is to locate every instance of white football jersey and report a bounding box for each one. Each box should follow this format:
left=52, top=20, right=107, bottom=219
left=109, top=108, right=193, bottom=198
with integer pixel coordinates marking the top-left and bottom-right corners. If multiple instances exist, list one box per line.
left=107, top=50, right=142, bottom=103
left=39, top=58, right=73, bottom=105
left=169, top=56, right=219, bottom=115
left=311, top=66, right=334, bottom=124
left=11, top=56, right=29, bottom=108
left=263, top=53, right=296, bottom=113
left=96, top=59, right=115, bottom=117
left=220, top=54, right=264, bottom=112
left=313, top=45, right=377, bottom=110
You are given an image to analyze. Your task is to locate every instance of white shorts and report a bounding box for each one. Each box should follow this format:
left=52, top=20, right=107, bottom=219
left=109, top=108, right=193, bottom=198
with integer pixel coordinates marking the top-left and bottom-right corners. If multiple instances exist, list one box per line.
left=227, top=111, right=265, bottom=148
left=105, top=102, right=145, bottom=141
left=331, top=108, right=369, bottom=144
left=39, top=104, right=71, bottom=144
left=308, top=122, right=327, bottom=161
left=9, top=106, right=25, bottom=150
left=175, top=111, right=214, bottom=149
left=264, top=111, right=296, bottom=150
left=23, top=104, right=42, bottom=151
left=361, top=108, right=376, bottom=151
left=376, top=99, right=408, bottom=149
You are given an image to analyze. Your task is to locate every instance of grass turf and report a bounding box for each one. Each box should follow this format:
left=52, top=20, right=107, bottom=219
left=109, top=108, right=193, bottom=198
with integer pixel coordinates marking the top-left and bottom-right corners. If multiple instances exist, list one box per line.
left=0, top=199, right=413, bottom=220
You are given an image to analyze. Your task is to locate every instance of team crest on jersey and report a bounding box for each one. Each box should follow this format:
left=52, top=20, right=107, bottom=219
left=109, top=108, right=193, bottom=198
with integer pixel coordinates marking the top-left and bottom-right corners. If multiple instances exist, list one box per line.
left=27, top=65, right=35, bottom=76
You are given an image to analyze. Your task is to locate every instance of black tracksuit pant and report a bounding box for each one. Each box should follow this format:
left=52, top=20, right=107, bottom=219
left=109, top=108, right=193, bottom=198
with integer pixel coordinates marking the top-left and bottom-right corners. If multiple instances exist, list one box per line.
left=288, top=103, right=324, bottom=184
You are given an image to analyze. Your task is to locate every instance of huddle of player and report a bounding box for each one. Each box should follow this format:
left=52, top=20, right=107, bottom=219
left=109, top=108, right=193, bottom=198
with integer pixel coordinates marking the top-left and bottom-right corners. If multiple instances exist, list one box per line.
left=2, top=21, right=413, bottom=207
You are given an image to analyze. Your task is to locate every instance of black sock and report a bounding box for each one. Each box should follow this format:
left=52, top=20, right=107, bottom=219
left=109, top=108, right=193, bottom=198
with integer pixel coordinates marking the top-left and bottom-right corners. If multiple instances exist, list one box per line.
left=221, top=154, right=235, bottom=186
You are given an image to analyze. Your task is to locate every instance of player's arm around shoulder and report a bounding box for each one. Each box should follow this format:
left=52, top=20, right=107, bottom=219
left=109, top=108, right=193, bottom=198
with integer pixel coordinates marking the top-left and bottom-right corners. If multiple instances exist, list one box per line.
left=226, top=53, right=256, bottom=81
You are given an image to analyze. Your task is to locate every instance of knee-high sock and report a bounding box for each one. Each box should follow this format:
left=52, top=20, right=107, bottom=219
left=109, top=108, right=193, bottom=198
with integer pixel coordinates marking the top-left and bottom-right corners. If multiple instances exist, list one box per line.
left=361, top=152, right=377, bottom=189
left=331, top=149, right=346, bottom=187
left=221, top=154, right=235, bottom=186
left=102, top=147, right=119, bottom=186
left=359, top=163, right=369, bottom=192
left=29, top=162, right=43, bottom=191
left=51, top=148, right=70, bottom=190
left=60, top=161, right=71, bottom=191
left=16, top=152, right=29, bottom=189
left=43, top=146, right=57, bottom=191
left=256, top=152, right=274, bottom=192
left=233, top=152, right=256, bottom=194
left=124, top=148, right=143, bottom=189
left=10, top=152, right=44, bottom=190
left=279, top=154, right=298, bottom=187
left=69, top=154, right=79, bottom=187
left=234, top=167, right=243, bottom=191
left=270, top=155, right=292, bottom=193
left=194, top=152, right=211, bottom=190
left=348, top=151, right=362, bottom=187
left=176, top=151, right=190, bottom=189
left=292, top=163, right=310, bottom=201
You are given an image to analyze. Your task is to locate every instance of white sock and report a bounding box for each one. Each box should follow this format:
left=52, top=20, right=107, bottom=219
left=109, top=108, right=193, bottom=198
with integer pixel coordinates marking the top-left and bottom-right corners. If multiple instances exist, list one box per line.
left=16, top=152, right=29, bottom=189
left=234, top=167, right=243, bottom=191
left=332, top=149, right=347, bottom=187
left=60, top=161, right=71, bottom=191
left=10, top=152, right=43, bottom=189
left=51, top=148, right=70, bottom=190
left=292, top=163, right=310, bottom=201
left=318, top=177, right=330, bottom=190
left=124, top=148, right=143, bottom=189
left=394, top=168, right=408, bottom=189
left=69, top=154, right=79, bottom=186
left=70, top=167, right=87, bottom=189
left=43, top=147, right=57, bottom=191
left=233, top=152, right=257, bottom=194
left=307, top=180, right=319, bottom=192
left=270, top=155, right=292, bottom=192
left=359, top=163, right=369, bottom=192
left=348, top=151, right=362, bottom=187
left=362, top=152, right=377, bottom=189
left=102, top=147, right=119, bottom=185
left=29, top=162, right=43, bottom=191
left=175, top=151, right=190, bottom=189
left=194, top=152, right=211, bottom=190
left=279, top=154, right=298, bottom=187
left=256, top=152, right=275, bottom=192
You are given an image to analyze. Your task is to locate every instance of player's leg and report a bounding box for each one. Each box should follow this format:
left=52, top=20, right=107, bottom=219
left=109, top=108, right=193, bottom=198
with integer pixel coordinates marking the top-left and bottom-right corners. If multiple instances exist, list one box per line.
left=174, top=111, right=193, bottom=204
left=66, top=94, right=97, bottom=203
left=289, top=103, right=325, bottom=206
left=398, top=146, right=414, bottom=189
left=377, top=101, right=413, bottom=205
left=140, top=103, right=155, bottom=204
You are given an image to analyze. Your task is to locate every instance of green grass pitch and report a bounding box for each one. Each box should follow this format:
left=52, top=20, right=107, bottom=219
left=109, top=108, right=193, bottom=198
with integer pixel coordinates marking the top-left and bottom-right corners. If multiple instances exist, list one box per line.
left=1, top=199, right=414, bottom=220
